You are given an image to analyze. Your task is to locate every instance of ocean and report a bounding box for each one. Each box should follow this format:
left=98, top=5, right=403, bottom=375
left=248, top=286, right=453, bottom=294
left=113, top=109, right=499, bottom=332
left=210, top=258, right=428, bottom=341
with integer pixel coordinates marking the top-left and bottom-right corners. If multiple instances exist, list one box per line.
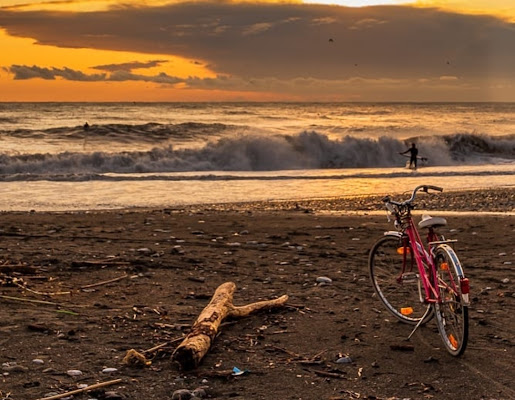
left=0, top=102, right=514, bottom=211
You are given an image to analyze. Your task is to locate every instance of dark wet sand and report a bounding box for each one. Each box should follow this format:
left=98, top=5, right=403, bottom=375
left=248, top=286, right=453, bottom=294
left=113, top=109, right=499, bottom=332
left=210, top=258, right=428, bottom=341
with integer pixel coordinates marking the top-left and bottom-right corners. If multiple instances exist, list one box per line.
left=0, top=187, right=514, bottom=400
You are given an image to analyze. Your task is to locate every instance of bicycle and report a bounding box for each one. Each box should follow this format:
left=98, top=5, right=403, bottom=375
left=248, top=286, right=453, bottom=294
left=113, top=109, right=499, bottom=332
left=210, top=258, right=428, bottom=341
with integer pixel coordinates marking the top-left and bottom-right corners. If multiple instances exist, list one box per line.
left=368, top=185, right=470, bottom=356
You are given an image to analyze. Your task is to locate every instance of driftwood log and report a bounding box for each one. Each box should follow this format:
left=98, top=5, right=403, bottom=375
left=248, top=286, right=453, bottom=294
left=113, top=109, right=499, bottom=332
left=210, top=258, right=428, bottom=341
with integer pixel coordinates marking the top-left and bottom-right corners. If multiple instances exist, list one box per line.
left=172, top=281, right=288, bottom=370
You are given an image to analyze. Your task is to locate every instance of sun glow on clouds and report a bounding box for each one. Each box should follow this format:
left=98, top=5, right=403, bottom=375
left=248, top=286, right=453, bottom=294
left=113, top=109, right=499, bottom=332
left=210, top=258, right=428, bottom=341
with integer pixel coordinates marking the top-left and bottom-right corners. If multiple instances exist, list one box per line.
left=0, top=27, right=218, bottom=101
left=303, top=0, right=408, bottom=6
left=0, top=29, right=214, bottom=78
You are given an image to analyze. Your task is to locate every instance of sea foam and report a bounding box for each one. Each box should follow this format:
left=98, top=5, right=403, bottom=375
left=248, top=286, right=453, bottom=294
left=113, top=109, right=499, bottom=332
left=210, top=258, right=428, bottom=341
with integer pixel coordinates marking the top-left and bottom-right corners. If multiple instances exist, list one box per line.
left=0, top=131, right=513, bottom=179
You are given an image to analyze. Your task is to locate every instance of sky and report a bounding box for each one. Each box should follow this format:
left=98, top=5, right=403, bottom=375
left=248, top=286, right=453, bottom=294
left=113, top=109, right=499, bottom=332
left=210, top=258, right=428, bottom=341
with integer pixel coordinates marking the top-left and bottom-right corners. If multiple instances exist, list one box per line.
left=0, top=0, right=514, bottom=102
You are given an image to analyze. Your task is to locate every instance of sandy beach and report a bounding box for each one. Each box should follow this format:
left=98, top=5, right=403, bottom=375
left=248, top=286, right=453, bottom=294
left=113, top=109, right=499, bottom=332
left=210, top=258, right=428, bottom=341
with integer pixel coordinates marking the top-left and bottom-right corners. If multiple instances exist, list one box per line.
left=1, top=188, right=514, bottom=400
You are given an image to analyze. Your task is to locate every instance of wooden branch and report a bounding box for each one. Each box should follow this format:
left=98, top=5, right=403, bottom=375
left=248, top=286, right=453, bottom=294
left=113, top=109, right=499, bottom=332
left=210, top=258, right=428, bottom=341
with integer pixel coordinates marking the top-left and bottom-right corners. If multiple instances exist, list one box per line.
left=172, top=282, right=288, bottom=370
left=36, top=379, right=122, bottom=400
left=80, top=274, right=128, bottom=289
left=0, top=295, right=60, bottom=306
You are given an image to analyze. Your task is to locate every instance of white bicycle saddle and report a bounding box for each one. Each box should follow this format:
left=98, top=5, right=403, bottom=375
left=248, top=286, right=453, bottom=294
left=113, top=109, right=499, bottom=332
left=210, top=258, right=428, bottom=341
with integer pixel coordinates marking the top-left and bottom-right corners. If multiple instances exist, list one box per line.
left=418, top=214, right=447, bottom=229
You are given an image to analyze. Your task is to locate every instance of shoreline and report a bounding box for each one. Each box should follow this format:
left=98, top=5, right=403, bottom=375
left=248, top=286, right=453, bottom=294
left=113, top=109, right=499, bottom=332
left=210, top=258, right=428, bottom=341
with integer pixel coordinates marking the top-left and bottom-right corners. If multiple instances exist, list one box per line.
left=1, top=187, right=513, bottom=215
left=188, top=186, right=514, bottom=214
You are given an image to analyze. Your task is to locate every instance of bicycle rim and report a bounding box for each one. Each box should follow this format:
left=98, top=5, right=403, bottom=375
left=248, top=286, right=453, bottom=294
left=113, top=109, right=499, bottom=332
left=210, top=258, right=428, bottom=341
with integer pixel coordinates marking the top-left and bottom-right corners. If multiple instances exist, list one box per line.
left=369, top=235, right=433, bottom=324
left=434, top=245, right=469, bottom=356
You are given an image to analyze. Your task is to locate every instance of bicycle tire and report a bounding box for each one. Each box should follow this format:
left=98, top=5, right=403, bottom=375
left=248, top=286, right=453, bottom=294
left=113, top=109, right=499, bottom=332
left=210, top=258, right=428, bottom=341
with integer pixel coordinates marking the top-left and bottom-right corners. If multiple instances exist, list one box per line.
left=369, top=234, right=433, bottom=324
left=433, top=245, right=469, bottom=356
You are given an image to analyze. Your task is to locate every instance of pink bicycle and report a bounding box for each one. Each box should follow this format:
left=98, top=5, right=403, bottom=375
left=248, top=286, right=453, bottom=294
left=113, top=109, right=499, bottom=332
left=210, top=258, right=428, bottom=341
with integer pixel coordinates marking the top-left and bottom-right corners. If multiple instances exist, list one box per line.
left=369, top=185, right=470, bottom=356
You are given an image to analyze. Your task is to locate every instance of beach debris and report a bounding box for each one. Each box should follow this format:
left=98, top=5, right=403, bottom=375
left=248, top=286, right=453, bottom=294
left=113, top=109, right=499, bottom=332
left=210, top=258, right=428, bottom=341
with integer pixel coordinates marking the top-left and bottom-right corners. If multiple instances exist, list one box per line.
left=172, top=282, right=288, bottom=370
left=122, top=349, right=152, bottom=367
left=310, top=369, right=346, bottom=379
left=80, top=274, right=129, bottom=290
left=35, top=379, right=123, bottom=400
left=71, top=260, right=130, bottom=268
left=232, top=366, right=249, bottom=376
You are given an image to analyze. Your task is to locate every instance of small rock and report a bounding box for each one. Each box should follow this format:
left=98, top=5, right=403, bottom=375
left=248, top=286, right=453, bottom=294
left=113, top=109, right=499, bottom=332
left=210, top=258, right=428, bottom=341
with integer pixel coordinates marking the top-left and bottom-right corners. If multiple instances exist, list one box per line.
left=336, top=356, right=352, bottom=364
left=172, top=389, right=192, bottom=400
left=102, top=367, right=118, bottom=373
left=32, top=359, right=45, bottom=365
left=66, top=369, right=83, bottom=377
left=316, top=276, right=332, bottom=284
left=502, top=278, right=510, bottom=284
left=192, top=387, right=207, bottom=398
left=2, top=362, right=27, bottom=373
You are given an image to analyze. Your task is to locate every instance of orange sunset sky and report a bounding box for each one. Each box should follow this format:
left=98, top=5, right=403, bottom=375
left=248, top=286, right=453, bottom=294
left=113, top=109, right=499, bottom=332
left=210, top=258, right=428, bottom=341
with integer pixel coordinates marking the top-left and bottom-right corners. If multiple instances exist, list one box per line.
left=0, top=0, right=514, bottom=102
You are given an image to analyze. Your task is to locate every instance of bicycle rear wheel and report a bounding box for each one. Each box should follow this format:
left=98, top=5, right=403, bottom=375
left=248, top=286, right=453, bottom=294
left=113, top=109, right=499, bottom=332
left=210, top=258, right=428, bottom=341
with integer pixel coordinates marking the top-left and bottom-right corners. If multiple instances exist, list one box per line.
left=369, top=234, right=433, bottom=324
left=433, top=245, right=469, bottom=356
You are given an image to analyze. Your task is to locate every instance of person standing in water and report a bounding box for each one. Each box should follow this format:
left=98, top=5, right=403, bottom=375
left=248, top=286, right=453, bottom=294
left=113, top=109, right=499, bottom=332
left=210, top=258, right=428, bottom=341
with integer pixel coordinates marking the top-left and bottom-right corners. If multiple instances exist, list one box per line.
left=400, top=143, right=418, bottom=169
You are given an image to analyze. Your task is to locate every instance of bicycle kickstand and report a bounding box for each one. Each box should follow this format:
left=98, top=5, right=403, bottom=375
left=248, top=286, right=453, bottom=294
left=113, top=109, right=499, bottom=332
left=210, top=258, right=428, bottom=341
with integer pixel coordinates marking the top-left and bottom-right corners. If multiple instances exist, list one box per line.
left=406, top=306, right=432, bottom=341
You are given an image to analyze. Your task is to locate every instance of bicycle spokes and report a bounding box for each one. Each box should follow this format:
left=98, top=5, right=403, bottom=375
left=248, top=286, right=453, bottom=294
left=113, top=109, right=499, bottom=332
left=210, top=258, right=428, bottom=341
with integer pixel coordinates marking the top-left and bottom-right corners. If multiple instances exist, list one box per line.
left=433, top=245, right=469, bottom=355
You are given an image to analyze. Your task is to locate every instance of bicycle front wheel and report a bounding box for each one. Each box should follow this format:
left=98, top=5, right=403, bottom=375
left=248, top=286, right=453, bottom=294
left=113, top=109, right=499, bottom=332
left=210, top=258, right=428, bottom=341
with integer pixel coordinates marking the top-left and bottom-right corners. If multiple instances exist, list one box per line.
left=433, top=245, right=469, bottom=356
left=369, top=234, right=433, bottom=324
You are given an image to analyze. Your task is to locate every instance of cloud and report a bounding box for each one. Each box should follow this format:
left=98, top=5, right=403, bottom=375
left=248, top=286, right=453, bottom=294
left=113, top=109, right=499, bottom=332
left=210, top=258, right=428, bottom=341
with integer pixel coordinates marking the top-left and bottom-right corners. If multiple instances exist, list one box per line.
left=92, top=60, right=168, bottom=72
left=439, top=75, right=459, bottom=81
left=3, top=63, right=486, bottom=100
left=5, top=64, right=184, bottom=84
left=7, top=64, right=106, bottom=81
left=348, top=17, right=387, bottom=30
left=0, top=2, right=514, bottom=99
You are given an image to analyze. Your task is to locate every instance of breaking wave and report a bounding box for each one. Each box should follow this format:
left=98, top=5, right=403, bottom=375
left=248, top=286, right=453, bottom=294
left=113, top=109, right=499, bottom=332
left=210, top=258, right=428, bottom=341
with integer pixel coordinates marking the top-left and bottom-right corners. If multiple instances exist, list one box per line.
left=0, top=131, right=513, bottom=180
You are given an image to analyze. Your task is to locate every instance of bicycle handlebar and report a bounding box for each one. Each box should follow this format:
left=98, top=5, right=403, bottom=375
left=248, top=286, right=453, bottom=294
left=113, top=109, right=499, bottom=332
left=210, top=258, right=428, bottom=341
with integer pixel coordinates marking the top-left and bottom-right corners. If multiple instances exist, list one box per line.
left=383, top=185, right=443, bottom=209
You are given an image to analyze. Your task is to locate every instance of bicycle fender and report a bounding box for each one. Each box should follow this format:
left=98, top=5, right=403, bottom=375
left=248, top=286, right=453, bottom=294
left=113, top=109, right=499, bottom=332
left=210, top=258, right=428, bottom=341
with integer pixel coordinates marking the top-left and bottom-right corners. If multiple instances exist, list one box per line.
left=438, top=244, right=465, bottom=278
left=383, top=231, right=402, bottom=238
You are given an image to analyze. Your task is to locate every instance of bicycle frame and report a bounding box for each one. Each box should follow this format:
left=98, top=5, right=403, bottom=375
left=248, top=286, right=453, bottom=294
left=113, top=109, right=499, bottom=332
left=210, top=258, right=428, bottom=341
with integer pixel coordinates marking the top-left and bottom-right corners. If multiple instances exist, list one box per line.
left=403, top=218, right=441, bottom=304
left=387, top=187, right=462, bottom=307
